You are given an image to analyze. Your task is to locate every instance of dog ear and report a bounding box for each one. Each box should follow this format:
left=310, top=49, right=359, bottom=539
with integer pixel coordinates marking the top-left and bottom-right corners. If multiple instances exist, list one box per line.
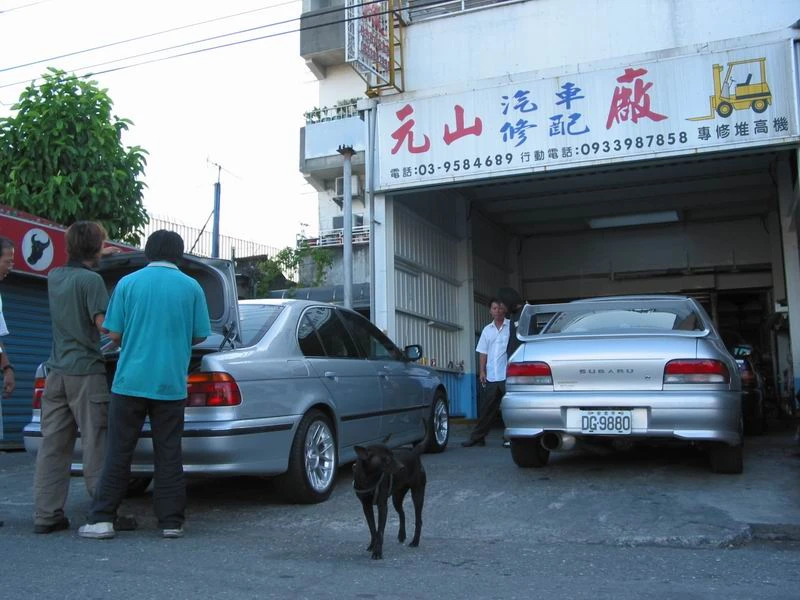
left=354, top=446, right=369, bottom=461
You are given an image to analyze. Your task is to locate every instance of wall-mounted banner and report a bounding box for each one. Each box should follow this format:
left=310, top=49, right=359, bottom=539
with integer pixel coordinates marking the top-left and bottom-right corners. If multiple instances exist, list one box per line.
left=376, top=41, right=798, bottom=191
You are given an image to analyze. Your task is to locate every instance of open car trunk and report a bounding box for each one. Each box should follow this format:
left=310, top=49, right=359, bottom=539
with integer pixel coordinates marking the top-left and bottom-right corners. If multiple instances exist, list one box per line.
left=96, top=251, right=242, bottom=379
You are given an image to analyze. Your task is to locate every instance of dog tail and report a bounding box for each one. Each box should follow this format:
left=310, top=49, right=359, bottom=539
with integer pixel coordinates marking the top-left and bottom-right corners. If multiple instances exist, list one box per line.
left=412, top=417, right=429, bottom=457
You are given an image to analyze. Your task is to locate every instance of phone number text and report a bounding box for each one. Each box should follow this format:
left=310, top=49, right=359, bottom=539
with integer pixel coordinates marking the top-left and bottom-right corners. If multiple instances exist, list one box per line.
left=387, top=131, right=690, bottom=180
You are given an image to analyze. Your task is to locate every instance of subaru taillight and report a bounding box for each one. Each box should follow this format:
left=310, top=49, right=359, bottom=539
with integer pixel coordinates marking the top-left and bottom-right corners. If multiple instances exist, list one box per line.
left=186, top=372, right=242, bottom=407
left=506, top=362, right=553, bottom=385
left=663, top=359, right=730, bottom=384
left=32, top=377, right=45, bottom=409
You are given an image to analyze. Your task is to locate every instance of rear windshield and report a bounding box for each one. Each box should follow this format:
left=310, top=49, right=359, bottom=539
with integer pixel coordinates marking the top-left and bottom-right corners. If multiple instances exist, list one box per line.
left=544, top=306, right=703, bottom=335
left=237, top=303, right=283, bottom=346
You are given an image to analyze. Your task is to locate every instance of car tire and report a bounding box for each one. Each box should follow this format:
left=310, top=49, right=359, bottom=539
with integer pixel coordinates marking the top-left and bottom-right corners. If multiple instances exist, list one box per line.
left=709, top=443, right=743, bottom=474
left=125, top=477, right=152, bottom=497
left=278, top=409, right=338, bottom=504
left=425, top=390, right=449, bottom=454
left=510, top=437, right=550, bottom=468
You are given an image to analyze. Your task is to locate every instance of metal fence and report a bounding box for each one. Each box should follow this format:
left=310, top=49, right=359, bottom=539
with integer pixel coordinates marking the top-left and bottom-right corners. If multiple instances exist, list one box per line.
left=142, top=216, right=280, bottom=261
left=408, top=0, right=507, bottom=21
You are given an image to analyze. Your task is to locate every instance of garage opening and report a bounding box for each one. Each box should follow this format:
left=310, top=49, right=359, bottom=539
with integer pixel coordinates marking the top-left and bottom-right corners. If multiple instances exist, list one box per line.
left=392, top=147, right=793, bottom=417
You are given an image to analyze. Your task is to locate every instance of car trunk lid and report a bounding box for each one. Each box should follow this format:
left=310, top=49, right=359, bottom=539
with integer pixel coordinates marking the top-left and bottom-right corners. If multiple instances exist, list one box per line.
left=97, top=251, right=241, bottom=345
left=523, top=335, right=698, bottom=391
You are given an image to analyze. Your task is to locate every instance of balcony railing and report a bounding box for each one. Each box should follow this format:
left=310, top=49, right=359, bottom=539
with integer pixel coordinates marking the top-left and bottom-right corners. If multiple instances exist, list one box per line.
left=304, top=101, right=359, bottom=125
left=306, top=225, right=371, bottom=247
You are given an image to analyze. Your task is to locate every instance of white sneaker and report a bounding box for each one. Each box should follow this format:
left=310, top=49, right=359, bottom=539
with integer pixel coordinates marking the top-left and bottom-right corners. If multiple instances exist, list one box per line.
left=78, top=522, right=115, bottom=539
left=162, top=527, right=184, bottom=539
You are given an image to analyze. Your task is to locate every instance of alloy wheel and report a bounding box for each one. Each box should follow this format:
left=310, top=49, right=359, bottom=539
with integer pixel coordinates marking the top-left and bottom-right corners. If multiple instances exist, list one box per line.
left=433, top=396, right=449, bottom=446
left=304, top=420, right=335, bottom=492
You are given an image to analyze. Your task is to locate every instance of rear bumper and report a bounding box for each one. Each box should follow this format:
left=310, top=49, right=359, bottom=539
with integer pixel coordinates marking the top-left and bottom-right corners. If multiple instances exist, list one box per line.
left=23, top=415, right=300, bottom=476
left=501, top=390, right=742, bottom=446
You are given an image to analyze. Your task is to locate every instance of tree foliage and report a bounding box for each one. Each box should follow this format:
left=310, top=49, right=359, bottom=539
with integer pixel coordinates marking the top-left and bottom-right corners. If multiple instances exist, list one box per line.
left=251, top=239, right=334, bottom=297
left=0, top=68, right=149, bottom=244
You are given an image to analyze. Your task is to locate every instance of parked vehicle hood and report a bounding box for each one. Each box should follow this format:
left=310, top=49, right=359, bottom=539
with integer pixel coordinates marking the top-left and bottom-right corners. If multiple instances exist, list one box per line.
left=96, top=251, right=241, bottom=344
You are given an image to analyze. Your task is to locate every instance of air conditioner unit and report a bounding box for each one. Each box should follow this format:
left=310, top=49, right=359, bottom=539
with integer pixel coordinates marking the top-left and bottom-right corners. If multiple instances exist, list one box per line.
left=334, top=175, right=360, bottom=198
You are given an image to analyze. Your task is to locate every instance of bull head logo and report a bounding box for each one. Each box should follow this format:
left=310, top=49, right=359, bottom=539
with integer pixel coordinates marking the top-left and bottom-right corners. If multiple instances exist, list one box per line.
left=27, top=233, right=52, bottom=265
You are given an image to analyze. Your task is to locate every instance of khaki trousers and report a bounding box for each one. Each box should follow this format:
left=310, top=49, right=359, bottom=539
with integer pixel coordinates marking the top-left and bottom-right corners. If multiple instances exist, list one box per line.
left=33, top=371, right=109, bottom=526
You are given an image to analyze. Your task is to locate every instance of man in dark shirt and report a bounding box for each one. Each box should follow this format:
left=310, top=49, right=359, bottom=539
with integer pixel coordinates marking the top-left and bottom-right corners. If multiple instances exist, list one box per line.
left=32, top=222, right=134, bottom=534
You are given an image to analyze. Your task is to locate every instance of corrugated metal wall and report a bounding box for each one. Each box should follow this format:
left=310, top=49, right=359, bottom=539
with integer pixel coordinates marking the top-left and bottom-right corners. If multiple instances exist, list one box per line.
left=0, top=275, right=50, bottom=444
left=394, top=205, right=461, bottom=364
left=471, top=212, right=511, bottom=335
left=394, top=204, right=475, bottom=416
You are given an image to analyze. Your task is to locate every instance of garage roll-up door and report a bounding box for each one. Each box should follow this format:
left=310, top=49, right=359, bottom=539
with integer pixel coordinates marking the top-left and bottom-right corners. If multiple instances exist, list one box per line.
left=1, top=275, right=51, bottom=445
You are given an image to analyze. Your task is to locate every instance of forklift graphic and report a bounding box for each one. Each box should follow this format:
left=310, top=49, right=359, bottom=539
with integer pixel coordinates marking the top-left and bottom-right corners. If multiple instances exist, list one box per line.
left=688, top=57, right=772, bottom=121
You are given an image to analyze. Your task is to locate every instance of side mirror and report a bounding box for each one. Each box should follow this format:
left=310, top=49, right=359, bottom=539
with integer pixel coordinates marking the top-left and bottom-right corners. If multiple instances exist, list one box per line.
left=404, top=344, right=422, bottom=362
left=732, top=344, right=752, bottom=358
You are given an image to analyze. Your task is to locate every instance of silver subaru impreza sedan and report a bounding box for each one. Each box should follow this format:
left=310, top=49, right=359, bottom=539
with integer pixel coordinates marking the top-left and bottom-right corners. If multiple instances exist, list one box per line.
left=24, top=252, right=450, bottom=503
left=501, top=296, right=742, bottom=474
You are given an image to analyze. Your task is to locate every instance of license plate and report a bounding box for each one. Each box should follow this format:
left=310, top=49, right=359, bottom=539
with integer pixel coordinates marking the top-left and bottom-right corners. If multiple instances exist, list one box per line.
left=580, top=410, right=632, bottom=434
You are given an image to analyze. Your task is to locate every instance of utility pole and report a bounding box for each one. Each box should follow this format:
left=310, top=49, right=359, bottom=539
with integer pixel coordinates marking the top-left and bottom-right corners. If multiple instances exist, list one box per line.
left=337, top=145, right=355, bottom=309
left=210, top=162, right=222, bottom=259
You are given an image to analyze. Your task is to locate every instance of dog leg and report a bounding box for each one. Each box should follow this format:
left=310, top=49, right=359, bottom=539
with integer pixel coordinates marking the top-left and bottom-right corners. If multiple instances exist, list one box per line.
left=373, top=501, right=388, bottom=559
left=361, top=502, right=378, bottom=553
left=409, top=481, right=425, bottom=547
left=392, top=489, right=408, bottom=543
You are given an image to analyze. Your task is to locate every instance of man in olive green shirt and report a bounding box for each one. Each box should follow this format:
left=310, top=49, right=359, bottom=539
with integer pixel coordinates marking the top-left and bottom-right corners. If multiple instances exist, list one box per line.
left=33, top=222, right=121, bottom=534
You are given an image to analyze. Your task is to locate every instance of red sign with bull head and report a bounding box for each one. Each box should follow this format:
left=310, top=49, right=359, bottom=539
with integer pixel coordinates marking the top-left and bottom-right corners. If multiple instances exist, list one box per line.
left=0, top=204, right=133, bottom=278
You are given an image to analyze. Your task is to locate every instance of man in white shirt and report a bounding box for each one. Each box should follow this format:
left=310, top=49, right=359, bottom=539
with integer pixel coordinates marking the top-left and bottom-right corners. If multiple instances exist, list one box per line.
left=462, top=298, right=510, bottom=447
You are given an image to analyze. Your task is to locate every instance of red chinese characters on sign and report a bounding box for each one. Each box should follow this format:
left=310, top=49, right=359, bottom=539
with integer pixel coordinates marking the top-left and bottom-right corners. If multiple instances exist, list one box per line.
left=390, top=104, right=484, bottom=155
left=443, top=105, right=483, bottom=145
left=605, top=67, right=667, bottom=130
left=359, top=3, right=390, bottom=76
left=390, top=104, right=431, bottom=155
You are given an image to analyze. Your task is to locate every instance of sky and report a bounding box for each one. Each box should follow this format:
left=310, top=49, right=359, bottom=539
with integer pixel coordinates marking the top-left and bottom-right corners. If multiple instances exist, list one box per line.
left=0, top=0, right=321, bottom=249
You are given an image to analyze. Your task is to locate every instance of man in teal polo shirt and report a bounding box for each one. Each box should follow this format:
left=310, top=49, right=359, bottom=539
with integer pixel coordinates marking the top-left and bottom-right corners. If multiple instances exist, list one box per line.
left=79, top=230, right=211, bottom=540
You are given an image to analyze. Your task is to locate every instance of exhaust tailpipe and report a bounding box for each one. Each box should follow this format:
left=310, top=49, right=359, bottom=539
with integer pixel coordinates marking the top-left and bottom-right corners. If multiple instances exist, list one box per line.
left=541, top=432, right=577, bottom=451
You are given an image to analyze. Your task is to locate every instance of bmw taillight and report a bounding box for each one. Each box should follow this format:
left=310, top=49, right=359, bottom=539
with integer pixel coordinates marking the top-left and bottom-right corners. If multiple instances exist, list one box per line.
left=186, top=372, right=242, bottom=407
left=663, top=359, right=730, bottom=384
left=32, top=377, right=45, bottom=409
left=506, top=362, right=553, bottom=385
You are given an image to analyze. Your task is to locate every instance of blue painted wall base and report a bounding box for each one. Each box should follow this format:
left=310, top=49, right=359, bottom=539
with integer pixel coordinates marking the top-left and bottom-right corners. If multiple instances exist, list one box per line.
left=437, top=371, right=478, bottom=419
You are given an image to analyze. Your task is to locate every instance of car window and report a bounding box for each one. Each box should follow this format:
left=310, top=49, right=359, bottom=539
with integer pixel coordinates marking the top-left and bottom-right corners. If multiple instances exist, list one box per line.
left=298, top=313, right=326, bottom=357
left=299, top=307, right=360, bottom=358
left=238, top=304, right=283, bottom=346
left=338, top=310, right=404, bottom=360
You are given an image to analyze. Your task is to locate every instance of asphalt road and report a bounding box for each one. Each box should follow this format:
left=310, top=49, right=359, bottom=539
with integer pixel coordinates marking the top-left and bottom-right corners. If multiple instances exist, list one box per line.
left=1, top=424, right=799, bottom=599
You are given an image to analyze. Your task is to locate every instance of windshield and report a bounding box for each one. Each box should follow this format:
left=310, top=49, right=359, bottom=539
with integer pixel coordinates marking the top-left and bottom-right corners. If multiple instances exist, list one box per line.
left=235, top=303, right=283, bottom=346
left=544, top=306, right=703, bottom=335
left=197, top=303, right=283, bottom=349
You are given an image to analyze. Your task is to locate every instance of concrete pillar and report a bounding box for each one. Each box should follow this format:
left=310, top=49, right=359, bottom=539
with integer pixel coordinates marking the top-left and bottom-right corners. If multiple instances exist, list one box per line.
left=456, top=195, right=478, bottom=418
left=777, top=153, right=800, bottom=407
left=373, top=193, right=396, bottom=336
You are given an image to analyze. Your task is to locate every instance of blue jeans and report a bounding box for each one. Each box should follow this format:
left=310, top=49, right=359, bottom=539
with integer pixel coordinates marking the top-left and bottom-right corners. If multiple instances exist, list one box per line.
left=89, top=393, right=186, bottom=529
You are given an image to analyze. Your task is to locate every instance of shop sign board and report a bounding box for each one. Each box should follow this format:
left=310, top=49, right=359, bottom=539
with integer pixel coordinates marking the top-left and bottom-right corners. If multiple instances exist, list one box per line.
left=376, top=41, right=799, bottom=191
left=345, top=0, right=392, bottom=89
left=0, top=206, right=132, bottom=278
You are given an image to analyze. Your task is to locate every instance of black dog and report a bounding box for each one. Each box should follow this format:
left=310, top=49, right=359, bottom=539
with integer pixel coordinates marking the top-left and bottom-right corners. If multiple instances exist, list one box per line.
left=353, top=422, right=428, bottom=560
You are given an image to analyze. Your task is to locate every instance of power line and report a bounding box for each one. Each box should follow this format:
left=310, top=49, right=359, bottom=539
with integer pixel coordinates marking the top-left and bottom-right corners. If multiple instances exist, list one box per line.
left=0, top=0, right=54, bottom=14
left=0, top=0, right=301, bottom=73
left=0, top=0, right=441, bottom=90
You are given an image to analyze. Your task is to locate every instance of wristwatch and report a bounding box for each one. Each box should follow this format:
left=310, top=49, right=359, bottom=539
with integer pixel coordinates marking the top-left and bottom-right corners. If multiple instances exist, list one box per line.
left=2, top=364, right=13, bottom=373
